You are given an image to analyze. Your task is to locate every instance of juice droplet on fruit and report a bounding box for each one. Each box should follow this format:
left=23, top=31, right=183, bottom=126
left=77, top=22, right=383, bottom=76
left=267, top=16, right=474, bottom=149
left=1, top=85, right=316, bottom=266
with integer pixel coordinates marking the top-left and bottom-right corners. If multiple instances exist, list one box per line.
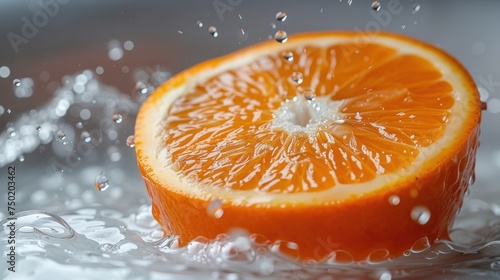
left=208, top=26, right=218, bottom=38
left=94, top=172, right=110, bottom=191
left=56, top=130, right=66, bottom=141
left=275, top=11, right=287, bottom=22
left=80, top=131, right=91, bottom=143
left=112, top=114, right=123, bottom=124
left=290, top=71, right=303, bottom=84
left=207, top=199, right=224, bottom=219
left=388, top=195, right=400, bottom=206
left=411, top=206, right=431, bottom=225
left=13, top=79, right=21, bottom=87
left=274, top=30, right=288, bottom=43
left=282, top=51, right=294, bottom=62
left=303, top=88, right=316, bottom=101
left=126, top=135, right=135, bottom=147
left=371, top=1, right=381, bottom=11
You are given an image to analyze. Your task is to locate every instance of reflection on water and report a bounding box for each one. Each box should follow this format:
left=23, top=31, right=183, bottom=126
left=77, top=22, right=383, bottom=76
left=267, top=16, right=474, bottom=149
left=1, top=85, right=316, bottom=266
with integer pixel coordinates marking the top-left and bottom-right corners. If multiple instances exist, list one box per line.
left=1, top=70, right=500, bottom=279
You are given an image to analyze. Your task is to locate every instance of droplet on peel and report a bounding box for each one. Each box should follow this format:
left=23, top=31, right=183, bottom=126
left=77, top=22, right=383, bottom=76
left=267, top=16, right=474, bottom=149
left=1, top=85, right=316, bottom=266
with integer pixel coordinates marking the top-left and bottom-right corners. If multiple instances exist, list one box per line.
left=94, top=172, right=110, bottom=191
left=13, top=79, right=21, bottom=87
left=480, top=101, right=487, bottom=111
left=80, top=131, right=91, bottom=143
left=371, top=1, right=381, bottom=11
left=112, top=114, right=123, bottom=124
left=388, top=195, right=400, bottom=206
left=208, top=26, right=218, bottom=38
left=274, top=30, right=288, bottom=43
left=411, top=206, right=431, bottom=225
left=276, top=11, right=287, bottom=22
left=290, top=72, right=303, bottom=84
left=56, top=130, right=66, bottom=141
left=282, top=51, right=294, bottom=62
left=126, top=135, right=135, bottom=147
left=207, top=199, right=224, bottom=219
left=303, top=88, right=316, bottom=101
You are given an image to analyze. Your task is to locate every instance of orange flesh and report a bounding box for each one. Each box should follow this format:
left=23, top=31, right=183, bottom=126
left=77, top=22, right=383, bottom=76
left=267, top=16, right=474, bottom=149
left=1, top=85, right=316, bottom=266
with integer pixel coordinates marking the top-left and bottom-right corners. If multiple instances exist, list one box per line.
left=163, top=43, right=453, bottom=192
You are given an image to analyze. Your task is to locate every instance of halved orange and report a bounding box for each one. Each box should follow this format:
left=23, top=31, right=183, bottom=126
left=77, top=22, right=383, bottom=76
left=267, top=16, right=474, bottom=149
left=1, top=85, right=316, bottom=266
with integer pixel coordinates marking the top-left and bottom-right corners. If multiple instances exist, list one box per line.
left=134, top=32, right=481, bottom=261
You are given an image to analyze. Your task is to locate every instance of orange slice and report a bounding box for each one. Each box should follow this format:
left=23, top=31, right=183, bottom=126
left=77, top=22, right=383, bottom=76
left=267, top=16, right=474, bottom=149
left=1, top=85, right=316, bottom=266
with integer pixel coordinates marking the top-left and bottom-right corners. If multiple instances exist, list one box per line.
left=134, top=32, right=481, bottom=261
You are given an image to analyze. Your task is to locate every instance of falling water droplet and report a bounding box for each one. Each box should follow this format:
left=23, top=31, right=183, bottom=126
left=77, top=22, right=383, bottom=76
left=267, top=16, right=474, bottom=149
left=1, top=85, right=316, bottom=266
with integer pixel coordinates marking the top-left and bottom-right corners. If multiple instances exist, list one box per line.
left=276, top=11, right=287, bottom=22
left=13, top=79, right=21, bottom=87
left=80, top=131, right=91, bottom=143
left=303, top=88, right=316, bottom=101
left=56, top=130, right=66, bottom=141
left=112, top=114, right=123, bottom=124
left=282, top=51, right=294, bottom=62
left=35, top=124, right=42, bottom=131
left=371, top=1, right=381, bottom=11
left=388, top=195, right=400, bottom=206
left=207, top=199, right=224, bottom=219
left=135, top=81, right=150, bottom=97
left=208, top=26, right=218, bottom=38
left=290, top=72, right=303, bottom=84
left=274, top=30, right=288, bottom=43
left=412, top=3, right=421, bottom=13
left=126, top=135, right=135, bottom=147
left=7, top=127, right=16, bottom=138
left=196, top=20, right=203, bottom=27
left=75, top=122, right=83, bottom=129
left=411, top=206, right=431, bottom=225
left=18, top=155, right=25, bottom=162
left=491, top=260, right=500, bottom=270
left=94, top=172, right=110, bottom=191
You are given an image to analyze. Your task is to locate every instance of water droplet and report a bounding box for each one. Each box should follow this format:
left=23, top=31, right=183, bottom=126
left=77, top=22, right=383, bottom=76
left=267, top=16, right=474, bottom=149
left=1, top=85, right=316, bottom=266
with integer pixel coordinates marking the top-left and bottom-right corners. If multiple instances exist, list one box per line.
left=388, top=195, right=400, bottom=206
left=18, top=155, right=25, bottom=162
left=469, top=172, right=476, bottom=186
left=135, top=81, right=150, bottom=96
left=56, top=130, right=66, bottom=141
left=480, top=101, right=488, bottom=111
left=196, top=20, right=203, bottom=27
left=112, top=114, right=123, bottom=124
left=13, top=79, right=21, bottom=87
left=35, top=124, right=41, bottom=131
left=107, top=39, right=124, bottom=61
left=0, top=66, right=11, bottom=78
left=126, top=135, right=135, bottom=147
left=274, top=30, right=288, bottom=43
left=94, top=172, right=109, bottom=191
left=270, top=22, right=276, bottom=29
left=80, top=131, right=91, bottom=143
left=371, top=1, right=381, bottom=11
left=282, top=51, right=294, bottom=62
left=276, top=11, right=287, bottom=22
left=207, top=199, right=224, bottom=219
left=379, top=271, right=392, bottom=280
left=303, top=88, right=316, bottom=101
left=290, top=72, right=303, bottom=84
left=411, top=206, right=431, bottom=225
left=412, top=3, right=421, bottom=13
left=75, top=122, right=83, bottom=129
left=491, top=260, right=500, bottom=270
left=208, top=26, right=218, bottom=38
